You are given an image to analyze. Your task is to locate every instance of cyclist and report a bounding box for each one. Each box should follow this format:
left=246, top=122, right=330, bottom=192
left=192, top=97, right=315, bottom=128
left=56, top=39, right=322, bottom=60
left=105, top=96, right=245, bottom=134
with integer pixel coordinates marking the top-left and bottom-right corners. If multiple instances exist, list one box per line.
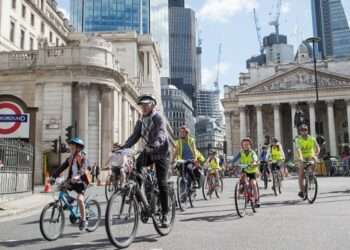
left=232, top=138, right=260, bottom=207
left=120, top=95, right=170, bottom=227
left=173, top=125, right=205, bottom=188
left=205, top=150, right=221, bottom=197
left=105, top=143, right=128, bottom=188
left=259, top=145, right=271, bottom=181
left=52, top=137, right=90, bottom=231
left=268, top=138, right=285, bottom=189
left=295, top=124, right=320, bottom=198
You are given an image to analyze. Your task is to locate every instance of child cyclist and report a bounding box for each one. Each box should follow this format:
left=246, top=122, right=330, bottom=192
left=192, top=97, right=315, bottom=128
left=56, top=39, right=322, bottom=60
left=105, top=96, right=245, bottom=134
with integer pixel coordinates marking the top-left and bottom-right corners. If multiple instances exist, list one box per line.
left=231, top=137, right=260, bottom=207
left=205, top=150, right=221, bottom=197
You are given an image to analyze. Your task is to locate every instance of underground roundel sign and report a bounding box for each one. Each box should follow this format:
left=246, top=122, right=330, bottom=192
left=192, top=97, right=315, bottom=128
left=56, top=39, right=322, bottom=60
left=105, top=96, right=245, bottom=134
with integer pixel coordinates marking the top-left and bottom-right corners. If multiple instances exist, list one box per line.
left=0, top=101, right=30, bottom=138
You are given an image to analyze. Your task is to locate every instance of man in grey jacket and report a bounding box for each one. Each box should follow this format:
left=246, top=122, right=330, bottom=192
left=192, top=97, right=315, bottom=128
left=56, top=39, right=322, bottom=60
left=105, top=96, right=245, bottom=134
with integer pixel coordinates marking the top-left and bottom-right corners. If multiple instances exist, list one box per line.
left=121, top=94, right=170, bottom=227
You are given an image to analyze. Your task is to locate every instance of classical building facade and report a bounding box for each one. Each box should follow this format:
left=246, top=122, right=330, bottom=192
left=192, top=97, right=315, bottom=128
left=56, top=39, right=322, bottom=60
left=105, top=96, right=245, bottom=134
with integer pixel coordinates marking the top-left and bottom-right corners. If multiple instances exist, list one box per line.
left=222, top=56, right=350, bottom=158
left=0, top=36, right=142, bottom=184
left=0, top=0, right=70, bottom=51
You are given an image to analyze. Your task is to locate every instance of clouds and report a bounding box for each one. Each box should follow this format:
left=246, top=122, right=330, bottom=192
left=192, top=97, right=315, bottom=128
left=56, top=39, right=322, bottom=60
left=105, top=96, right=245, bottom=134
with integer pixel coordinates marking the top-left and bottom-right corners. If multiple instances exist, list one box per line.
left=198, top=0, right=257, bottom=22
left=281, top=1, right=291, bottom=14
left=202, top=62, right=231, bottom=89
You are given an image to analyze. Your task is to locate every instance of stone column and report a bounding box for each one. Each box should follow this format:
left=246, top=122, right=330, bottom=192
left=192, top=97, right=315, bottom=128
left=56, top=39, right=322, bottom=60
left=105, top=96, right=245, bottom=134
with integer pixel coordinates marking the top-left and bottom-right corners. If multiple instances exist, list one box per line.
left=78, top=83, right=89, bottom=150
left=308, top=101, right=317, bottom=137
left=256, top=104, right=264, bottom=150
left=290, top=103, right=298, bottom=140
left=347, top=100, right=350, bottom=144
left=327, top=100, right=337, bottom=156
left=273, top=103, right=281, bottom=141
left=118, top=92, right=123, bottom=143
left=224, top=111, right=233, bottom=156
left=101, top=86, right=114, bottom=167
left=122, top=96, right=129, bottom=141
left=239, top=106, right=247, bottom=140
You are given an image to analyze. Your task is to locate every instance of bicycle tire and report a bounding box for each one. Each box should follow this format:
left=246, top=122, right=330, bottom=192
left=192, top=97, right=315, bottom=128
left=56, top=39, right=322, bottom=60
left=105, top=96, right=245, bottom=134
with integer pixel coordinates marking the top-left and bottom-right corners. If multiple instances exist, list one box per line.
left=219, top=177, right=224, bottom=194
left=189, top=183, right=197, bottom=208
left=153, top=186, right=176, bottom=236
left=202, top=175, right=208, bottom=201
left=86, top=199, right=101, bottom=232
left=251, top=200, right=256, bottom=213
left=215, top=177, right=221, bottom=199
left=234, top=183, right=247, bottom=218
left=105, top=190, right=139, bottom=249
left=263, top=171, right=268, bottom=189
left=303, top=176, right=308, bottom=201
left=272, top=172, right=278, bottom=196
left=105, top=180, right=117, bottom=201
left=278, top=172, right=282, bottom=194
left=40, top=202, right=65, bottom=241
left=307, top=175, right=318, bottom=204
left=176, top=177, right=188, bottom=211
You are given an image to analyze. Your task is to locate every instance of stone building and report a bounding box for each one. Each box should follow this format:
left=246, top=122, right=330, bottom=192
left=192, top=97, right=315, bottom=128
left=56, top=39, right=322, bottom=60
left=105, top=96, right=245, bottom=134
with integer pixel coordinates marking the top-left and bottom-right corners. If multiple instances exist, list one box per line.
left=222, top=50, right=350, bottom=158
left=0, top=35, right=150, bottom=184
left=0, top=0, right=70, bottom=51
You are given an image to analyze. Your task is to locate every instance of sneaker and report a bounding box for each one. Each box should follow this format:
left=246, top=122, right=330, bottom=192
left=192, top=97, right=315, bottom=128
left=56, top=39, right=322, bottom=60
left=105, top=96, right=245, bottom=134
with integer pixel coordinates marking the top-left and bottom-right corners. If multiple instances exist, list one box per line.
left=161, top=213, right=170, bottom=228
left=79, top=220, right=88, bottom=231
left=298, top=192, right=304, bottom=198
left=255, top=201, right=260, bottom=208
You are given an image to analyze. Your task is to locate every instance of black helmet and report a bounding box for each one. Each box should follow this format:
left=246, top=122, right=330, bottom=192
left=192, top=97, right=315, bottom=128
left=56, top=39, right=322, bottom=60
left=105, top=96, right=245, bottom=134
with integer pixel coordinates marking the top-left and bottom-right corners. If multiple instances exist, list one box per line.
left=137, top=95, right=157, bottom=105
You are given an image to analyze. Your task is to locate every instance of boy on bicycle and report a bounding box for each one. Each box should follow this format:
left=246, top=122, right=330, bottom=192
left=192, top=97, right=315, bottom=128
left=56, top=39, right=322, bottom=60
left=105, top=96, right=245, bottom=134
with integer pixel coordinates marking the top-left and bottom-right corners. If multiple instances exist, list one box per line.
left=231, top=138, right=260, bottom=207
left=52, top=137, right=91, bottom=231
left=295, top=124, right=320, bottom=198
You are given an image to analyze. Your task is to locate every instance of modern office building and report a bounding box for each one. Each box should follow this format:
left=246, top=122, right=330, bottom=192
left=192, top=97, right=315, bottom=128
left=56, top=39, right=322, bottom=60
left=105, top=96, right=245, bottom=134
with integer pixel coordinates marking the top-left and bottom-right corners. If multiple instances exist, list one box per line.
left=312, top=0, right=350, bottom=58
left=196, top=89, right=222, bottom=121
left=169, top=3, right=197, bottom=100
left=263, top=33, right=294, bottom=65
left=0, top=0, right=70, bottom=51
left=70, top=0, right=150, bottom=34
left=161, top=79, right=195, bottom=138
left=169, top=0, right=185, bottom=7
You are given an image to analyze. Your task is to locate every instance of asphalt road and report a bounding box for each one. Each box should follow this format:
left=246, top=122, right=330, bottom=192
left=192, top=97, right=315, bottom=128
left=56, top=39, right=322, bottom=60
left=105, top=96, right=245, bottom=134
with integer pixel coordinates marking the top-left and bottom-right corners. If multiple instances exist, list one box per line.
left=1, top=176, right=350, bottom=250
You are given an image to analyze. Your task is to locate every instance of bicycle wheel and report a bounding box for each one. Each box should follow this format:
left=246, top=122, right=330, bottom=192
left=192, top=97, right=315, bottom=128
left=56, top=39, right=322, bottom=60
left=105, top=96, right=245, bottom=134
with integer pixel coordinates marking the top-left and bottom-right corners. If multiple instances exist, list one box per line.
left=176, top=177, right=189, bottom=211
left=105, top=179, right=117, bottom=201
left=215, top=177, right=221, bottom=199
left=250, top=200, right=256, bottom=213
left=263, top=171, right=268, bottom=189
left=303, top=176, right=309, bottom=201
left=272, top=173, right=278, bottom=196
left=219, top=176, right=224, bottom=194
left=105, top=190, right=139, bottom=249
left=153, top=185, right=176, bottom=236
left=278, top=172, right=282, bottom=194
left=202, top=175, right=209, bottom=201
left=234, top=183, right=247, bottom=218
left=86, top=199, right=101, bottom=232
left=189, top=182, right=197, bottom=208
left=40, top=202, right=65, bottom=241
left=307, top=175, right=318, bottom=204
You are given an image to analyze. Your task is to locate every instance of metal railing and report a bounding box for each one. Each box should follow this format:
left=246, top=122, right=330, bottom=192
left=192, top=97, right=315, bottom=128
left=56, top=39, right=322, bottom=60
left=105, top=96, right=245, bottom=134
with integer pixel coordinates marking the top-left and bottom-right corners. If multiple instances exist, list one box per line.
left=0, top=139, right=34, bottom=194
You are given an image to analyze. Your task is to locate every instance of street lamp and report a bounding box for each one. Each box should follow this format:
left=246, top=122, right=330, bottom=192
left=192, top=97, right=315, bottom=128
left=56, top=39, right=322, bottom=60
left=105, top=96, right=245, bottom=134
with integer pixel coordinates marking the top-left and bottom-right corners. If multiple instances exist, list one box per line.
left=304, top=37, right=325, bottom=145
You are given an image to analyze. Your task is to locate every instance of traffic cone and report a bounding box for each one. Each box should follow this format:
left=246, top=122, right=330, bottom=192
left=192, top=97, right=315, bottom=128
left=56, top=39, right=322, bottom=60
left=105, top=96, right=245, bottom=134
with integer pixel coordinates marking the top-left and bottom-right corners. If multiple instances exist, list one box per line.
left=44, top=177, right=52, bottom=193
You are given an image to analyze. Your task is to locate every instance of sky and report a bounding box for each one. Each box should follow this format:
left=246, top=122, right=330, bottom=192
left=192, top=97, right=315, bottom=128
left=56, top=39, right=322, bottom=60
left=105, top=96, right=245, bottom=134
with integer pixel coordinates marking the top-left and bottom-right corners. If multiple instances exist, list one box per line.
left=57, top=0, right=350, bottom=92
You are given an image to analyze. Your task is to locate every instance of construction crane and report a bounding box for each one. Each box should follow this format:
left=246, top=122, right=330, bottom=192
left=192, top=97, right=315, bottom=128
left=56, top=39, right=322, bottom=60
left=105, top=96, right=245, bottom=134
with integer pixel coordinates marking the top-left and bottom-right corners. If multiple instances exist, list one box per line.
left=214, top=43, right=222, bottom=91
left=269, top=0, right=282, bottom=43
left=253, top=8, right=264, bottom=55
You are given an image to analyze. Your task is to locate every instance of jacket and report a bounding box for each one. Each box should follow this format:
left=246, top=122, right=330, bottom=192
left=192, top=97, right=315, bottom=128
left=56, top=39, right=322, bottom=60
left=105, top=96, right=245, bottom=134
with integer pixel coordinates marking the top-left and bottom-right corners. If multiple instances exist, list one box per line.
left=123, top=111, right=169, bottom=160
left=175, top=136, right=205, bottom=163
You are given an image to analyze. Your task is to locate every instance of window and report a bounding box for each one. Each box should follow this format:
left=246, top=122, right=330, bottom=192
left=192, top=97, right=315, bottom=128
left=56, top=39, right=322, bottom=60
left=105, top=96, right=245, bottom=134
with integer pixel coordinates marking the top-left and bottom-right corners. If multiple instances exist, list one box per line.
left=10, top=22, right=15, bottom=43
left=56, top=38, right=59, bottom=46
left=22, top=5, right=26, bottom=18
left=49, top=31, right=53, bottom=42
left=30, top=37, right=34, bottom=50
left=12, top=0, right=16, bottom=9
left=20, top=30, right=25, bottom=49
left=31, top=13, right=35, bottom=26
left=41, top=21, right=45, bottom=33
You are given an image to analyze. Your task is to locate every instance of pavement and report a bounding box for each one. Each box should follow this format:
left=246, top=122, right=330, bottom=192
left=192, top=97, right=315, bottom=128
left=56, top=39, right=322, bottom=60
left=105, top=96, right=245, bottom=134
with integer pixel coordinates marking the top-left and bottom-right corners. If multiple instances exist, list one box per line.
left=0, top=176, right=350, bottom=250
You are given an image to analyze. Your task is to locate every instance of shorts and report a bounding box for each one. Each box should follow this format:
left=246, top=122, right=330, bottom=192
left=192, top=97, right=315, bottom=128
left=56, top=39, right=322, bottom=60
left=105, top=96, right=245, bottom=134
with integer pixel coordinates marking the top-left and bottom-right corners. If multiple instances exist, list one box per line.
left=68, top=182, right=86, bottom=194
left=243, top=170, right=256, bottom=180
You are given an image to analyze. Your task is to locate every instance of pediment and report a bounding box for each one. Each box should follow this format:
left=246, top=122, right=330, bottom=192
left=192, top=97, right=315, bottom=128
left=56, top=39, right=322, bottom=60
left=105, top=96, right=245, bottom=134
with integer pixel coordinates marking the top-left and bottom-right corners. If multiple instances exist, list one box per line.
left=240, top=66, right=350, bottom=94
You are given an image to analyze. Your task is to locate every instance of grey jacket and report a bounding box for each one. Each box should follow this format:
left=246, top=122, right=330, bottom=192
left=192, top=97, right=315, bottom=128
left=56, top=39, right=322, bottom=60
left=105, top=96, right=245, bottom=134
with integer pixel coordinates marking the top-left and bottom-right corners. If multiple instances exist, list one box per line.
left=123, top=112, right=169, bottom=160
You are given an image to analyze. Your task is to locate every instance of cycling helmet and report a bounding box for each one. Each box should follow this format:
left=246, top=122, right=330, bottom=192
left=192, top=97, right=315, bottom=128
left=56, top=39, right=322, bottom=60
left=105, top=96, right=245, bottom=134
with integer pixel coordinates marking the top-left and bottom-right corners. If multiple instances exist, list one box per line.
left=241, top=137, right=253, bottom=147
left=137, top=95, right=157, bottom=105
left=179, top=125, right=190, bottom=133
left=298, top=123, right=308, bottom=131
left=272, top=137, right=279, bottom=144
left=68, top=137, right=85, bottom=149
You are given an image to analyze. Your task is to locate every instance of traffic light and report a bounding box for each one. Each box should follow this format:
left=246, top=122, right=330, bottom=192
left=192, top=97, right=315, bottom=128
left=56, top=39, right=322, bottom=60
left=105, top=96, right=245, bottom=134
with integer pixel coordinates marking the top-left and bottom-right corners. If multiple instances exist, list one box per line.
left=65, top=125, right=73, bottom=142
left=60, top=143, right=69, bottom=153
left=51, top=139, right=58, bottom=153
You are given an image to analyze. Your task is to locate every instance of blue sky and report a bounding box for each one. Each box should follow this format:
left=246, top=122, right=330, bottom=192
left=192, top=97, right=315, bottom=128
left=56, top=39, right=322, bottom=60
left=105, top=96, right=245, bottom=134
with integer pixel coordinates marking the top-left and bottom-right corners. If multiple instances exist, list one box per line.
left=57, top=0, right=350, bottom=91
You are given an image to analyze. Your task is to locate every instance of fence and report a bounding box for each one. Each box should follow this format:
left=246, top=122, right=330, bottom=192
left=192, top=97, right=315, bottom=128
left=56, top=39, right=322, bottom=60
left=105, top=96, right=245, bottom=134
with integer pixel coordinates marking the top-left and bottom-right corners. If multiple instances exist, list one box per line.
left=0, top=139, right=34, bottom=194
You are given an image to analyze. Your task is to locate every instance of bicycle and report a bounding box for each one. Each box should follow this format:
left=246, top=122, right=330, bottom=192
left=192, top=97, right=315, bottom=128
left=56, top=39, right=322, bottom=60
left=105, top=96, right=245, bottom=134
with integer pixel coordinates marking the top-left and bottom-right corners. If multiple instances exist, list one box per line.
left=105, top=153, right=176, bottom=249
left=39, top=178, right=101, bottom=241
left=302, top=160, right=318, bottom=203
left=260, top=161, right=269, bottom=189
left=234, top=164, right=260, bottom=218
left=271, top=161, right=283, bottom=196
left=175, top=160, right=199, bottom=211
left=203, top=168, right=222, bottom=199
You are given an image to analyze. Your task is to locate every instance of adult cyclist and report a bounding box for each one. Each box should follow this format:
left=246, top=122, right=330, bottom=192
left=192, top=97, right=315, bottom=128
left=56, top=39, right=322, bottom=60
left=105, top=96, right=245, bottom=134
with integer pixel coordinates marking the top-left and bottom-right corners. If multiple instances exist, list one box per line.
left=52, top=137, right=90, bottom=231
left=120, top=95, right=170, bottom=227
left=173, top=125, right=205, bottom=189
left=295, top=124, right=320, bottom=198
left=231, top=138, right=260, bottom=207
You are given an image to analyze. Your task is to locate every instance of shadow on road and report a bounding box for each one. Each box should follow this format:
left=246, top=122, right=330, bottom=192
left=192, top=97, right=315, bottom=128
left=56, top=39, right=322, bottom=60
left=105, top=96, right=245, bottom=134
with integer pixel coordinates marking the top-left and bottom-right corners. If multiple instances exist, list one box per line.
left=178, top=208, right=234, bottom=217
left=180, top=212, right=239, bottom=223
left=0, top=233, right=80, bottom=248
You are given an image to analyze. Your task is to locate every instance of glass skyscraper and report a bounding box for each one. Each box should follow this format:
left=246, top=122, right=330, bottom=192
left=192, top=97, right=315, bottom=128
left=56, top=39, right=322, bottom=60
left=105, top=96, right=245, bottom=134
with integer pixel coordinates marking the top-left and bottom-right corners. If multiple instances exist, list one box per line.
left=70, top=0, right=150, bottom=34
left=312, top=0, right=350, bottom=58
